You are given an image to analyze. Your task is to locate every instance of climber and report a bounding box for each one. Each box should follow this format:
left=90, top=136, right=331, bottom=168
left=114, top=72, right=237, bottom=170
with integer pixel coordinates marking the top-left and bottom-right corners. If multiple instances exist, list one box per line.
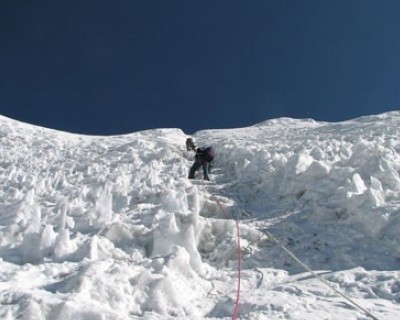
left=188, top=146, right=215, bottom=181
left=185, top=138, right=196, bottom=151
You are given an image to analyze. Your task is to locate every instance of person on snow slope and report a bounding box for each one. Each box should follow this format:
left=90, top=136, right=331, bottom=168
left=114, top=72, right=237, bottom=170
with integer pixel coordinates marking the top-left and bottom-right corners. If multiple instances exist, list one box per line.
left=188, top=146, right=215, bottom=181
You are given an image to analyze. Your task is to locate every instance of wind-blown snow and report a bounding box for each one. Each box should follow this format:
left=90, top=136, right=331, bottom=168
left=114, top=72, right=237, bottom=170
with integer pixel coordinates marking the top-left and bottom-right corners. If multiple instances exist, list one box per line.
left=1, top=112, right=400, bottom=319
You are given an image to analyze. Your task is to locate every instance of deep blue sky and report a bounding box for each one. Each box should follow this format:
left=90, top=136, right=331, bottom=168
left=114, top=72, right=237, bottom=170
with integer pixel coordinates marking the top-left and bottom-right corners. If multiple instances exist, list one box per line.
left=1, top=1, right=399, bottom=135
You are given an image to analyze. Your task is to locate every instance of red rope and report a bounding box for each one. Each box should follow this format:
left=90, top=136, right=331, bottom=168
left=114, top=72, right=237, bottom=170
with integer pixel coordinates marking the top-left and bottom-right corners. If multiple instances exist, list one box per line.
left=232, top=219, right=241, bottom=319
left=211, top=194, right=241, bottom=319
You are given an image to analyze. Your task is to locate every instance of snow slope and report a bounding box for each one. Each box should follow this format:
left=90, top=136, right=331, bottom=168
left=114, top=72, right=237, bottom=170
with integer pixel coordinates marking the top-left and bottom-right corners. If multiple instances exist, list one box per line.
left=1, top=112, right=400, bottom=319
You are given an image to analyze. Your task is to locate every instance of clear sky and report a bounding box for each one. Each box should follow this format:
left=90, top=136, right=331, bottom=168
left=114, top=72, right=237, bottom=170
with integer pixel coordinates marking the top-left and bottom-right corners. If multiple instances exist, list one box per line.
left=1, top=0, right=399, bottom=135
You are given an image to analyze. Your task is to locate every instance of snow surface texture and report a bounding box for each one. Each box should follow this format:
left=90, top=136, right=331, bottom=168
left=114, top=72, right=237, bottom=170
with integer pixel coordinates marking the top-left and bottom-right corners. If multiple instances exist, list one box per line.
left=1, top=112, right=400, bottom=319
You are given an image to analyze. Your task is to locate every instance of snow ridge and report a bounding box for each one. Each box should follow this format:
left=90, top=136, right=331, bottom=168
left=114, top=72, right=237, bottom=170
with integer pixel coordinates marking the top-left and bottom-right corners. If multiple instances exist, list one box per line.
left=1, top=112, right=400, bottom=319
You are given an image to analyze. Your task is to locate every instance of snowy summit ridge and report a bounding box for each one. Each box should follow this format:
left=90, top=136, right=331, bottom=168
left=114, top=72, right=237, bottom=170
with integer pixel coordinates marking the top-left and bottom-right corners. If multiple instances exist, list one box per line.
left=1, top=112, right=400, bottom=319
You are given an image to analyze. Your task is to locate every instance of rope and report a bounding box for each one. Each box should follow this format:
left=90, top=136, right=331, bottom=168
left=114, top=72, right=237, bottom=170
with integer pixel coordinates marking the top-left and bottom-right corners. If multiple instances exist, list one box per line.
left=210, top=179, right=380, bottom=320
left=232, top=218, right=241, bottom=319
left=209, top=192, right=241, bottom=320
left=206, top=182, right=379, bottom=320
left=258, top=228, right=380, bottom=320
left=194, top=160, right=380, bottom=320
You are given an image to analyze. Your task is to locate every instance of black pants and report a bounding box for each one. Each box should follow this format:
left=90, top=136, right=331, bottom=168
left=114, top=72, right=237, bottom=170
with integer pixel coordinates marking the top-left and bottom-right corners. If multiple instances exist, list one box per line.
left=188, top=160, right=209, bottom=180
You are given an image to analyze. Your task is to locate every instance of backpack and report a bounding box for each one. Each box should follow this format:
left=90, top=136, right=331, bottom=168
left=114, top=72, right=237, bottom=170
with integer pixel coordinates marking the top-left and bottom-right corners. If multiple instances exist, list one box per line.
left=197, top=147, right=215, bottom=162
